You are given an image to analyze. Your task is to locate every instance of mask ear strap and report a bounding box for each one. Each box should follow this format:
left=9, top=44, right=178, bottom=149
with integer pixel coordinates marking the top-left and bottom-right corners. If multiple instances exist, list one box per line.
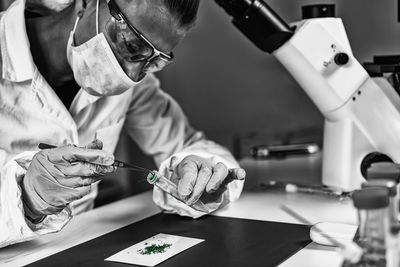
left=96, top=0, right=100, bottom=34
left=72, top=1, right=87, bottom=34
left=72, top=16, right=81, bottom=34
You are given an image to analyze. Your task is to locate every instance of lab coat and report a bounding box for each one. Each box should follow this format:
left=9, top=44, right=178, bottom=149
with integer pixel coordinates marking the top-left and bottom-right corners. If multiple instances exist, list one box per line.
left=0, top=0, right=243, bottom=248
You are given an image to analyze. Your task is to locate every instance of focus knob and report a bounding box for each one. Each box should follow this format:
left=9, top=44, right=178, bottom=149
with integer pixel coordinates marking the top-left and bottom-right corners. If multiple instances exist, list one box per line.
left=334, top=52, right=349, bottom=66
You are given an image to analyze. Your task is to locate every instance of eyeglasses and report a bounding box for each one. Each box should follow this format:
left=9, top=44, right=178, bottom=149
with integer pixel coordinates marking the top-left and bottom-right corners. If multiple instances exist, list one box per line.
left=106, top=0, right=174, bottom=73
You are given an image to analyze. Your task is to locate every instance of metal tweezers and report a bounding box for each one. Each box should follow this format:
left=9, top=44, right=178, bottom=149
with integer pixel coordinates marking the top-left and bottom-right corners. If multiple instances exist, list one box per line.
left=38, top=143, right=150, bottom=173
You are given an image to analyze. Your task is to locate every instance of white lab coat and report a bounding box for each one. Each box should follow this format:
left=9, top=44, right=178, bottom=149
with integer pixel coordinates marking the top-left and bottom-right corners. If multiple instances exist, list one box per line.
left=0, top=0, right=243, bottom=248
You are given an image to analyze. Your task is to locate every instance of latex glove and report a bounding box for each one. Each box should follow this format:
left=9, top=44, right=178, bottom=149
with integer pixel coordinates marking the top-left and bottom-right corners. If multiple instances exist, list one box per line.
left=21, top=140, right=115, bottom=222
left=170, top=155, right=246, bottom=206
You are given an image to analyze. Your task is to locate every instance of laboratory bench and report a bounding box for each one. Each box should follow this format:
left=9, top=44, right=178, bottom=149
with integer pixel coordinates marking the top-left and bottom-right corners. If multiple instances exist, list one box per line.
left=0, top=154, right=358, bottom=267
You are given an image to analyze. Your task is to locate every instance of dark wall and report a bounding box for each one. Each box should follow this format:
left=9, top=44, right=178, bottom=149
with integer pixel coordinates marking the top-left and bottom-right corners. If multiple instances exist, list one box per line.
left=0, top=0, right=14, bottom=11
left=157, top=2, right=323, bottom=140
left=157, top=0, right=400, bottom=143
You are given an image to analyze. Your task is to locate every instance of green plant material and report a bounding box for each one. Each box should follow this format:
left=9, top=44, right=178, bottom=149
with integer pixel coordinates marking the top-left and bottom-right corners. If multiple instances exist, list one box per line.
left=138, top=243, right=172, bottom=255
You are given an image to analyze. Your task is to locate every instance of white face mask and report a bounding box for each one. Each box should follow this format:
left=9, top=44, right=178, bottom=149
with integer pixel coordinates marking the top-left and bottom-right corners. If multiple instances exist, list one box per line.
left=66, top=0, right=139, bottom=96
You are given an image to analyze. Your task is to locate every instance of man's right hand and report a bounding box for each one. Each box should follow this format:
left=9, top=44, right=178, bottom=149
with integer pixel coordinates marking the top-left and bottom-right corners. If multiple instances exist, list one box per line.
left=21, top=140, right=115, bottom=222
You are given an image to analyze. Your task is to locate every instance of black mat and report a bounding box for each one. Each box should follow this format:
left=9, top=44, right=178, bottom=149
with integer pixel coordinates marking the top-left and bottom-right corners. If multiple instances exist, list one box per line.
left=27, top=213, right=311, bottom=267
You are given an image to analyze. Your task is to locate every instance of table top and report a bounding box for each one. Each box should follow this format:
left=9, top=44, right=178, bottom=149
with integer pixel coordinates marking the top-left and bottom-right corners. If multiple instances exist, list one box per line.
left=0, top=189, right=357, bottom=267
left=0, top=155, right=358, bottom=267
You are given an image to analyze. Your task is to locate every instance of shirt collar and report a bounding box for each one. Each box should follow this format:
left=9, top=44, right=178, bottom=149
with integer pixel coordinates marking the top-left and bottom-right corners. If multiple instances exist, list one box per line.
left=1, top=0, right=36, bottom=82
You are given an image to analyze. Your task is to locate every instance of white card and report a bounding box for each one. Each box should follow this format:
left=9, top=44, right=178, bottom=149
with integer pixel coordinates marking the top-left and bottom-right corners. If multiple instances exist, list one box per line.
left=104, top=233, right=204, bottom=266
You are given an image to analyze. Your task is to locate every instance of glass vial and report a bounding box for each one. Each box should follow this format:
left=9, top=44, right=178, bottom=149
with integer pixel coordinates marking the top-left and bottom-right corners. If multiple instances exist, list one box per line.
left=147, top=170, right=208, bottom=211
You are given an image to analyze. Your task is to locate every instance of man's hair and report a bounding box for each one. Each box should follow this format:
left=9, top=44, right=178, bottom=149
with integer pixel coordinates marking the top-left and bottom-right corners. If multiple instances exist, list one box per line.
left=163, top=0, right=200, bottom=28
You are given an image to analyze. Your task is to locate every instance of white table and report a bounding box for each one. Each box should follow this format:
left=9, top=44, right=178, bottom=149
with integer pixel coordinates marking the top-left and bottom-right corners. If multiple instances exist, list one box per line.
left=0, top=190, right=357, bottom=267
left=0, top=155, right=358, bottom=267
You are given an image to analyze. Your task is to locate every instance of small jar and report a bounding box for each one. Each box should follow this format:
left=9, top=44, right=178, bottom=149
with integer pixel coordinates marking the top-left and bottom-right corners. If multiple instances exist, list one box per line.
left=362, top=180, right=398, bottom=228
left=352, top=188, right=390, bottom=266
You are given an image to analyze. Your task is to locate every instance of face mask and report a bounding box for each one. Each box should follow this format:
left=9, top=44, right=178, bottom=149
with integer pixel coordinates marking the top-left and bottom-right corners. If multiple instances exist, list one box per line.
left=66, top=0, right=139, bottom=96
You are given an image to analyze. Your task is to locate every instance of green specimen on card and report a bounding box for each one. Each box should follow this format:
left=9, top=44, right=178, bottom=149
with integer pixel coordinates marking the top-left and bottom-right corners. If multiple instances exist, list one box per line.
left=138, top=243, right=172, bottom=255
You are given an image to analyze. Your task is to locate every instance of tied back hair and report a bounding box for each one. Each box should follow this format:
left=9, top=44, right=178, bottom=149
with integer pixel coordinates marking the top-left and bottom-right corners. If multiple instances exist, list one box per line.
left=163, top=0, right=200, bottom=28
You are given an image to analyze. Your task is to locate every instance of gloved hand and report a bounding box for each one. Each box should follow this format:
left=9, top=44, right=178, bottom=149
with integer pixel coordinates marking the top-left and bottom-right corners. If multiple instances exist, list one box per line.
left=21, top=140, right=115, bottom=222
left=170, top=155, right=246, bottom=206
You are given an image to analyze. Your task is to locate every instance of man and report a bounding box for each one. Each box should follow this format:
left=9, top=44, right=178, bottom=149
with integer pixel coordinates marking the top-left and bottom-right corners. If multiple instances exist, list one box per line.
left=0, top=0, right=245, bottom=248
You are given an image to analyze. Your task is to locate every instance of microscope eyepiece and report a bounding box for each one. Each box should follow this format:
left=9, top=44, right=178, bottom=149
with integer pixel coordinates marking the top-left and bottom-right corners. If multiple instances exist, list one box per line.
left=215, top=0, right=253, bottom=18
left=214, top=0, right=293, bottom=53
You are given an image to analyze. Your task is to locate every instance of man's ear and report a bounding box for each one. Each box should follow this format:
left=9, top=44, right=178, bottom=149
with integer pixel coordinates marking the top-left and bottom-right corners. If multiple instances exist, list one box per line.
left=75, top=0, right=87, bottom=17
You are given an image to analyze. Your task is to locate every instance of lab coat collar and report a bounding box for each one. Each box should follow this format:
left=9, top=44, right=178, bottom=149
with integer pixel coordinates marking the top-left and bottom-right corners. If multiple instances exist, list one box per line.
left=1, top=0, right=36, bottom=82
left=69, top=89, right=101, bottom=117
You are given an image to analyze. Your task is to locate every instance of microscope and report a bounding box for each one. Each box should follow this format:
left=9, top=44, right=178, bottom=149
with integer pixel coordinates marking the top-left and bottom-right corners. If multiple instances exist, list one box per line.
left=215, top=0, right=400, bottom=191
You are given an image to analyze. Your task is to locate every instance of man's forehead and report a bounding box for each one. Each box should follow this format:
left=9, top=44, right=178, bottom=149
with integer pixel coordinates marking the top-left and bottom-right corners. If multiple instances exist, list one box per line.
left=114, top=0, right=186, bottom=51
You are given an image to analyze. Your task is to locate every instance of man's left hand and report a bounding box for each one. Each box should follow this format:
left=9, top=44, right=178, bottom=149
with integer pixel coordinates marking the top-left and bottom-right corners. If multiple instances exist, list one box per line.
left=169, top=155, right=246, bottom=206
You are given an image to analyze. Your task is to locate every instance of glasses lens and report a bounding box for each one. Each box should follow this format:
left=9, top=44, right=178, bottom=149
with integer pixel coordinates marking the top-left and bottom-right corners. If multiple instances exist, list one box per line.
left=105, top=18, right=154, bottom=62
left=143, top=57, right=171, bottom=73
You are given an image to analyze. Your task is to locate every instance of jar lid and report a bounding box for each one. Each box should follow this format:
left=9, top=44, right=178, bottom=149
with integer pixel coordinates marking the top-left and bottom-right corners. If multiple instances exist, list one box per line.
left=362, top=180, right=397, bottom=196
left=367, top=162, right=400, bottom=183
left=352, top=188, right=389, bottom=209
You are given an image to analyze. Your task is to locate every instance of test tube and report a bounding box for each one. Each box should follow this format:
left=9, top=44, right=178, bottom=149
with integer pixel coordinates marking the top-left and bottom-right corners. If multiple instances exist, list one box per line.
left=147, top=170, right=209, bottom=212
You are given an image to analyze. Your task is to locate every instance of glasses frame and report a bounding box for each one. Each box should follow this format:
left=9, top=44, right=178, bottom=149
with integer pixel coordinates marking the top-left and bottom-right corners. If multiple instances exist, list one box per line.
left=106, top=0, right=174, bottom=64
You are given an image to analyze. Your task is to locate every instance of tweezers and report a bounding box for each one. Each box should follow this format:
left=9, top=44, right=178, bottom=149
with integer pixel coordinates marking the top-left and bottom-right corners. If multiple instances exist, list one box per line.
left=38, top=143, right=150, bottom=173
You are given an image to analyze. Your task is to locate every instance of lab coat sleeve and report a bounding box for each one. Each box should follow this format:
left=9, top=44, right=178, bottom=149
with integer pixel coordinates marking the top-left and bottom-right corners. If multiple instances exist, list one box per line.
left=124, top=74, right=244, bottom=218
left=0, top=150, right=72, bottom=248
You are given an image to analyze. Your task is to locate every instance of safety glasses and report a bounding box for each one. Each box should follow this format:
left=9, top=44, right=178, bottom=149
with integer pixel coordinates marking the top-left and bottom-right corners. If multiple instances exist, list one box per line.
left=106, top=0, right=174, bottom=73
